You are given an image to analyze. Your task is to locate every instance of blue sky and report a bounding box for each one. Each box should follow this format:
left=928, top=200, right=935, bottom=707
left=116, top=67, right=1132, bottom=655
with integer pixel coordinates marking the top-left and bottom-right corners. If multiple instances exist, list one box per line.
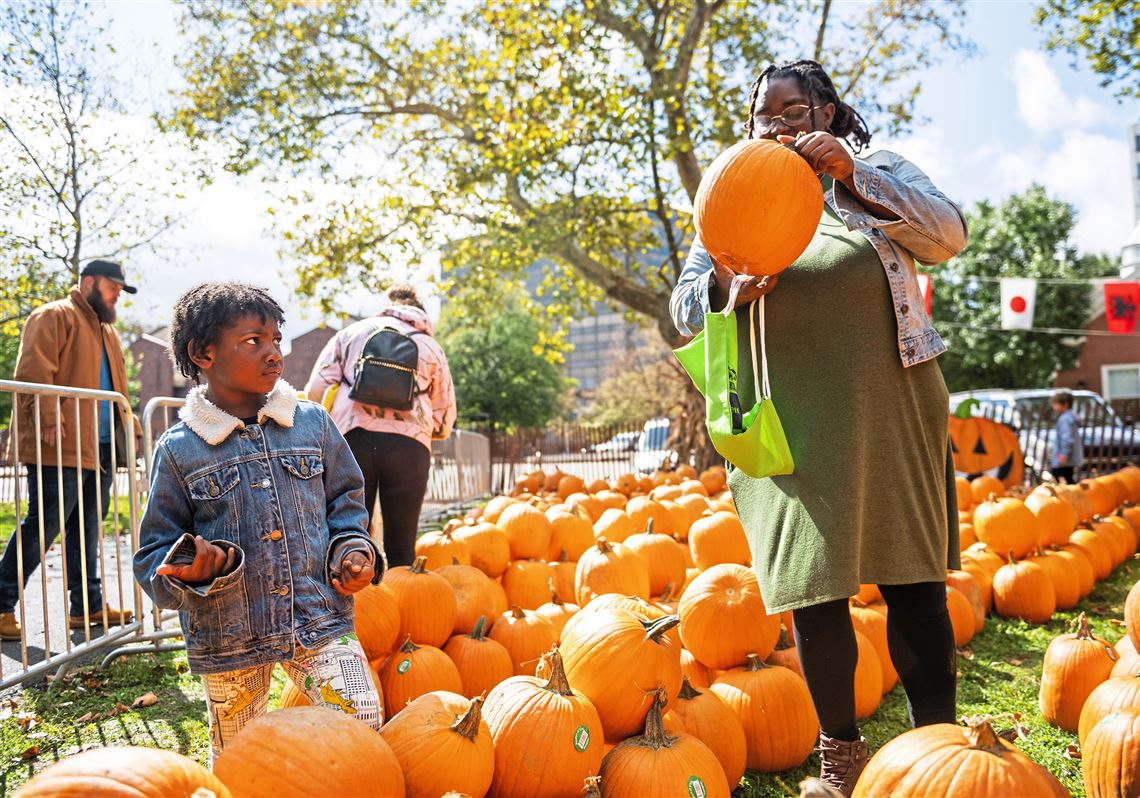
left=95, top=0, right=1139, bottom=336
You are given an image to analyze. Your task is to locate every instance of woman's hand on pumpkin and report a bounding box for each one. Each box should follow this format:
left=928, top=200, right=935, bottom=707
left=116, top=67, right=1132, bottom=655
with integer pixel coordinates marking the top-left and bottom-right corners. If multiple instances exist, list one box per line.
left=156, top=535, right=236, bottom=586
left=778, top=132, right=854, bottom=182
left=708, top=258, right=780, bottom=312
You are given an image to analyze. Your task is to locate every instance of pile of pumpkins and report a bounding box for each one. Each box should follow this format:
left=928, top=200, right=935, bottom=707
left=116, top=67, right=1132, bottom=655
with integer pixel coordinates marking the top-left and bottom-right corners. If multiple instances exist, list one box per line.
left=18, top=465, right=1140, bottom=797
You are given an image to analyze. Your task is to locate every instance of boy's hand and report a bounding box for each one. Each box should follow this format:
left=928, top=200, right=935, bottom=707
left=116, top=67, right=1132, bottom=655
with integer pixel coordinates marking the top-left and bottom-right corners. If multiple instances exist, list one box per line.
left=332, top=550, right=374, bottom=596
left=156, top=535, right=236, bottom=586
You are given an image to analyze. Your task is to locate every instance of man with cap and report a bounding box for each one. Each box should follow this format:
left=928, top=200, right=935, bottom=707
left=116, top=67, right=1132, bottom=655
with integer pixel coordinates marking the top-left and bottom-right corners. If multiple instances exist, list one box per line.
left=0, top=260, right=139, bottom=640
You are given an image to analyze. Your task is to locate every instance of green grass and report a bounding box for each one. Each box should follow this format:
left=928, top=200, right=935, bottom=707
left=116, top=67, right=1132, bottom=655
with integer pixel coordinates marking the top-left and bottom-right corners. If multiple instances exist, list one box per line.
left=0, top=558, right=1132, bottom=797
left=0, top=497, right=135, bottom=539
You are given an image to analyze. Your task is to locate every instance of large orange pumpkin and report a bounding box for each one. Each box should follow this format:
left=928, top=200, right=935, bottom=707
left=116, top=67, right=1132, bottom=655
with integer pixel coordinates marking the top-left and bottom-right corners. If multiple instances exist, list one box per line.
left=453, top=521, right=511, bottom=578
left=488, top=605, right=559, bottom=677
left=1039, top=612, right=1118, bottom=732
left=497, top=503, right=553, bottom=561
left=574, top=537, right=650, bottom=605
left=1081, top=707, right=1140, bottom=798
left=948, top=400, right=1024, bottom=486
left=662, top=677, right=748, bottom=789
left=972, top=496, right=1038, bottom=560
left=380, top=637, right=464, bottom=712
left=353, top=582, right=402, bottom=661
left=688, top=511, right=751, bottom=571
left=1127, top=578, right=1140, bottom=653
left=382, top=555, right=458, bottom=647
left=851, top=717, right=1068, bottom=797
left=443, top=616, right=514, bottom=699
left=623, top=519, right=687, bottom=596
left=214, top=706, right=406, bottom=797
left=693, top=139, right=824, bottom=276
left=437, top=562, right=496, bottom=635
left=678, top=563, right=779, bottom=669
left=17, top=746, right=233, bottom=798
left=1079, top=671, right=1140, bottom=746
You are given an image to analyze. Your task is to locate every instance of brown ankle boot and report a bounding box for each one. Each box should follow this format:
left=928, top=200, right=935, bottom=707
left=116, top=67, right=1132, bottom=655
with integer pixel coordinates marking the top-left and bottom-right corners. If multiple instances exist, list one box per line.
left=817, top=733, right=870, bottom=796
left=0, top=612, right=21, bottom=641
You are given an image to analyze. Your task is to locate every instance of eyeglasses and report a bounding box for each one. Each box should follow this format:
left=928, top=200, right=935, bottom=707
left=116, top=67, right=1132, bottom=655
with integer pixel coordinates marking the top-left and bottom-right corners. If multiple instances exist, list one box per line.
left=752, top=104, right=814, bottom=132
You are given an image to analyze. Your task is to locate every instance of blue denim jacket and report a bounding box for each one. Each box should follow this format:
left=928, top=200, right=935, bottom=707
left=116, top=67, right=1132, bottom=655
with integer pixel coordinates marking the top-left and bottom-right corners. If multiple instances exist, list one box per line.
left=133, top=382, right=380, bottom=674
left=670, top=150, right=968, bottom=367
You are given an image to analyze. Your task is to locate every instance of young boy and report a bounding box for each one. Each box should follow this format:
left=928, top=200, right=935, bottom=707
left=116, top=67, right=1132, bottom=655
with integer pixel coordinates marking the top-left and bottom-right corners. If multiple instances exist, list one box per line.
left=1051, top=390, right=1083, bottom=484
left=133, top=283, right=383, bottom=761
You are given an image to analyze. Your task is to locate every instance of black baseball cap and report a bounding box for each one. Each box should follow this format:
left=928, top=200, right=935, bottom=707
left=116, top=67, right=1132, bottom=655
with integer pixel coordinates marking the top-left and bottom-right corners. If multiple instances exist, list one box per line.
left=80, top=260, right=137, bottom=294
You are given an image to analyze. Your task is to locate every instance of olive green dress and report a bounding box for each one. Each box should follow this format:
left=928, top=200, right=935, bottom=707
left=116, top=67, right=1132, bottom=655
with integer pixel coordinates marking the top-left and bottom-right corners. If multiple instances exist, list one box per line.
left=728, top=185, right=960, bottom=614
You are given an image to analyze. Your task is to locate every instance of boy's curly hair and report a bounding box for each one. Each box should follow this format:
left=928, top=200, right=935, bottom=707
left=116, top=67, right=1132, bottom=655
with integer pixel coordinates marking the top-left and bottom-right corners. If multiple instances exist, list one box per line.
left=169, top=282, right=285, bottom=383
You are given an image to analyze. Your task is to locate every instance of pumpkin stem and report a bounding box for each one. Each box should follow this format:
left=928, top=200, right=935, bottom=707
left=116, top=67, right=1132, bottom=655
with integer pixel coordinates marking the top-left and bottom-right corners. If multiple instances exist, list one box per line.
left=645, top=517, right=655, bottom=535
left=677, top=676, right=702, bottom=700
left=510, top=605, right=526, bottom=620
left=451, top=556, right=461, bottom=566
left=398, top=636, right=420, bottom=654
left=547, top=577, right=565, bottom=606
left=638, top=687, right=676, bottom=750
left=541, top=646, right=574, bottom=696
left=595, top=537, right=614, bottom=554
left=963, top=717, right=1009, bottom=754
left=745, top=653, right=769, bottom=672
left=658, top=582, right=676, bottom=603
left=558, top=549, right=570, bottom=564
left=470, top=616, right=488, bottom=641
left=450, top=695, right=485, bottom=741
left=643, top=615, right=681, bottom=642
left=1004, top=550, right=1016, bottom=566
left=774, top=626, right=795, bottom=651
left=410, top=555, right=429, bottom=574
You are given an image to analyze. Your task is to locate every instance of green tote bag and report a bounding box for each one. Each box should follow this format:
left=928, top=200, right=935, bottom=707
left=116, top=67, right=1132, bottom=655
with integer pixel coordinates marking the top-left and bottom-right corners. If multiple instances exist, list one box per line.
left=674, top=284, right=794, bottom=478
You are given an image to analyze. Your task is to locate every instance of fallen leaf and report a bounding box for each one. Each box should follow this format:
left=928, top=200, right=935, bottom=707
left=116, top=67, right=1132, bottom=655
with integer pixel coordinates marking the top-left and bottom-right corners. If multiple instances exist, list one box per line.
left=16, top=712, right=38, bottom=732
left=76, top=712, right=97, bottom=723
left=1008, top=657, right=1025, bottom=666
left=1108, top=619, right=1125, bottom=627
left=19, top=745, right=39, bottom=760
left=1064, top=744, right=1081, bottom=760
left=1089, top=606, right=1110, bottom=616
left=25, top=731, right=47, bottom=740
left=175, top=661, right=189, bottom=674
left=107, top=703, right=131, bottom=717
left=959, top=648, right=975, bottom=660
left=132, top=692, right=158, bottom=709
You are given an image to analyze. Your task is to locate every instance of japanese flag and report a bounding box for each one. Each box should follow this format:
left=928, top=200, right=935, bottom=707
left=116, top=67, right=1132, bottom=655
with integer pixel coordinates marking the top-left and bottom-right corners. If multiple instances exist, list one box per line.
left=1000, top=278, right=1037, bottom=330
left=916, top=272, right=933, bottom=316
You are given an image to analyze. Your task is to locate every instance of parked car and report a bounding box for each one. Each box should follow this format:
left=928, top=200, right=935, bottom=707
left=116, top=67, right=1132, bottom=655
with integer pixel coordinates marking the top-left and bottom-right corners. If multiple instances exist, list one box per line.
left=948, top=389, right=1140, bottom=480
left=592, top=431, right=640, bottom=456
left=633, top=417, right=676, bottom=474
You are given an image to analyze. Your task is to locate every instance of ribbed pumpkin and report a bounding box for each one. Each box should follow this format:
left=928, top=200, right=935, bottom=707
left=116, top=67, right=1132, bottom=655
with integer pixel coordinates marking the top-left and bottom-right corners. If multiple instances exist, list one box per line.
left=443, top=616, right=514, bottom=699
left=482, top=496, right=519, bottom=523
left=710, top=656, right=818, bottom=772
left=1069, top=527, right=1114, bottom=580
left=851, top=717, right=1069, bottom=797
left=17, top=746, right=233, bottom=798
left=1128, top=579, right=1140, bottom=652
left=488, top=605, right=559, bottom=676
left=623, top=519, right=687, bottom=597
left=437, top=563, right=496, bottom=635
left=560, top=593, right=682, bottom=653
left=1027, top=548, right=1081, bottom=611
left=1099, top=513, right=1138, bottom=563
left=970, top=475, right=1005, bottom=504
left=955, top=476, right=972, bottom=511
left=502, top=559, right=554, bottom=610
left=1120, top=468, right=1140, bottom=502
left=482, top=647, right=604, bottom=798
left=549, top=551, right=577, bottom=599
left=688, top=511, right=751, bottom=570
left=380, top=637, right=464, bottom=712
left=700, top=467, right=727, bottom=495
left=959, top=559, right=994, bottom=614
left=536, top=587, right=580, bottom=640
left=679, top=563, right=779, bottom=669
left=662, top=678, right=746, bottom=788
left=353, top=581, right=402, bottom=661
left=1025, top=484, right=1078, bottom=547
left=1081, top=707, right=1140, bottom=798
left=380, top=692, right=493, bottom=798
left=592, top=507, right=636, bottom=543
left=383, top=556, right=458, bottom=647
left=1081, top=477, right=1119, bottom=516
left=1052, top=545, right=1096, bottom=598
left=1058, top=481, right=1092, bottom=522
left=556, top=474, right=585, bottom=500
left=992, top=554, right=1055, bottom=624
left=852, top=630, right=883, bottom=719
left=765, top=626, right=803, bottom=680
left=599, top=688, right=731, bottom=798
left=624, top=496, right=673, bottom=537
left=1039, top=612, right=1118, bottom=732
left=215, top=706, right=406, bottom=797
left=560, top=608, right=683, bottom=740
left=545, top=509, right=594, bottom=561
left=498, top=502, right=553, bottom=561
left=943, top=585, right=975, bottom=648
left=1113, top=635, right=1139, bottom=678
left=958, top=523, right=977, bottom=550
left=945, top=570, right=986, bottom=635
left=596, top=489, right=629, bottom=510
left=681, top=647, right=715, bottom=688
left=1079, top=671, right=1140, bottom=746
left=850, top=601, right=897, bottom=693
left=575, top=537, right=650, bottom=604
left=1088, top=517, right=1127, bottom=567
left=972, top=496, right=1038, bottom=559
left=453, top=521, right=511, bottom=578
left=415, top=526, right=472, bottom=570
left=692, top=138, right=823, bottom=277
left=662, top=500, right=696, bottom=541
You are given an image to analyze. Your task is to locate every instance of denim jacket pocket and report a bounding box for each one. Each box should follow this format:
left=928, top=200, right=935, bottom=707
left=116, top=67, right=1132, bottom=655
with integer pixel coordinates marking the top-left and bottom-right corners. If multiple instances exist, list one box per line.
left=186, top=465, right=242, bottom=531
left=280, top=453, right=324, bottom=481
left=181, top=573, right=253, bottom=652
left=187, top=464, right=240, bottom=500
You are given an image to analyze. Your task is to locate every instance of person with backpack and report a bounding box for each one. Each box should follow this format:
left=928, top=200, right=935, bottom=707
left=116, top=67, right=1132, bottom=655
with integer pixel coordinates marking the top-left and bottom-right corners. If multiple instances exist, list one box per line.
left=305, top=285, right=456, bottom=568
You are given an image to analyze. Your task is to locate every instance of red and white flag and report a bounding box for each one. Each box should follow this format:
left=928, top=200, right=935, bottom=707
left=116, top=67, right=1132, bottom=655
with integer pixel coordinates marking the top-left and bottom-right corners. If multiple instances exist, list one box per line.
left=1103, top=282, right=1140, bottom=334
left=1000, top=278, right=1037, bottom=330
left=916, top=272, right=933, bottom=316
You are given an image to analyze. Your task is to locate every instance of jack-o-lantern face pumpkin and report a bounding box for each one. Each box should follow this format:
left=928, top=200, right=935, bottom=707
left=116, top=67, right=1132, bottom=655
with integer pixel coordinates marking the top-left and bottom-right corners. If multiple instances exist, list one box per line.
left=949, top=400, right=1024, bottom=487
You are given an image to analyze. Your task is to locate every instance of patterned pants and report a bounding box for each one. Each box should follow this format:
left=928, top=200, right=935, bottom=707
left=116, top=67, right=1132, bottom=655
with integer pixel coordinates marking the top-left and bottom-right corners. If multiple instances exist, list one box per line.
left=200, top=634, right=383, bottom=763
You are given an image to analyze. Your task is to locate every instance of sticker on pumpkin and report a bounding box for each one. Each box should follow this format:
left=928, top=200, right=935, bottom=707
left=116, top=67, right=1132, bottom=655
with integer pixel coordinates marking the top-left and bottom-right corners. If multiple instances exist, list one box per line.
left=396, top=658, right=412, bottom=674
left=573, top=724, right=590, bottom=752
left=688, top=776, right=707, bottom=798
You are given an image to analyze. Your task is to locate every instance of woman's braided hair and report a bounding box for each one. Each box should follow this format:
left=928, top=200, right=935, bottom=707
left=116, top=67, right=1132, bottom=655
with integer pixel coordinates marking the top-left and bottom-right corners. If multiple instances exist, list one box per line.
left=744, top=59, right=872, bottom=153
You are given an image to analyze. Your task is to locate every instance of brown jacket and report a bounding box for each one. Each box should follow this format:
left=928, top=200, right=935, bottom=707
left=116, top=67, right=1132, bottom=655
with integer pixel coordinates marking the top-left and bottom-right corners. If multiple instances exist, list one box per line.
left=7, top=289, right=134, bottom=470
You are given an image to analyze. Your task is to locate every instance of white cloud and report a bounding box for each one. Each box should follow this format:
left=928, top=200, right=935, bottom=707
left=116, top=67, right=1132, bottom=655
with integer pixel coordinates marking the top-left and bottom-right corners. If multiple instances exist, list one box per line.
left=1011, top=50, right=1109, bottom=136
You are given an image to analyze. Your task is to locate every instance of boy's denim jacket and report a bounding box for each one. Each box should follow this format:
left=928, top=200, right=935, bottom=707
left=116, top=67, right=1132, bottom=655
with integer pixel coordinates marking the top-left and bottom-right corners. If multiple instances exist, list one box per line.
left=133, top=381, right=380, bottom=674
left=671, top=150, right=968, bottom=368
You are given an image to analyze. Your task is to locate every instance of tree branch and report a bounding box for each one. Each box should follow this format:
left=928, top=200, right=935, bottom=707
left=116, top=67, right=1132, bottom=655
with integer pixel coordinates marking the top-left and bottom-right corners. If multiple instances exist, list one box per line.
left=813, top=0, right=833, bottom=61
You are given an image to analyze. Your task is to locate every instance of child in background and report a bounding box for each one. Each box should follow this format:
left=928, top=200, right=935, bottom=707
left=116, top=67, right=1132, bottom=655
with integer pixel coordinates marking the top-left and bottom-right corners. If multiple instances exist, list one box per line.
left=133, top=282, right=383, bottom=762
left=1051, top=390, right=1084, bottom=484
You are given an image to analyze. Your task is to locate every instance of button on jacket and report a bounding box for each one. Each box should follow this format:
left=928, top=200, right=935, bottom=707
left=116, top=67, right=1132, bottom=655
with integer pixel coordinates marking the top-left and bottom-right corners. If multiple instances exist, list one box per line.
left=133, top=381, right=380, bottom=674
left=670, top=150, right=968, bottom=367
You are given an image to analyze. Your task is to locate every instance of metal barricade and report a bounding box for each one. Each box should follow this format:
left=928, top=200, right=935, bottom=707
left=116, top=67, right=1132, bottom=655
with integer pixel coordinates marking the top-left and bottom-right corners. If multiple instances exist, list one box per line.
left=0, top=380, right=144, bottom=689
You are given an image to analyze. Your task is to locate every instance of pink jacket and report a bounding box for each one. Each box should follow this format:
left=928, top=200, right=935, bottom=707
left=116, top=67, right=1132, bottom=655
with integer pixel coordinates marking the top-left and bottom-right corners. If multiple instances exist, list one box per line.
left=304, top=305, right=457, bottom=451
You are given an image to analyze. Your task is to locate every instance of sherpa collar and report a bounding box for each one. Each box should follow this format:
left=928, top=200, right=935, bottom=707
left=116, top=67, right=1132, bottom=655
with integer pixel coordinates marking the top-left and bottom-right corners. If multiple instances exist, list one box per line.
left=179, top=380, right=298, bottom=445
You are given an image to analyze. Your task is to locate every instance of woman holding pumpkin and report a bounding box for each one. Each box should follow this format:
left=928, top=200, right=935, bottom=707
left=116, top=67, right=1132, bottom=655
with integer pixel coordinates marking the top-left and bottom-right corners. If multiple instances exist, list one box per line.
left=670, top=60, right=967, bottom=795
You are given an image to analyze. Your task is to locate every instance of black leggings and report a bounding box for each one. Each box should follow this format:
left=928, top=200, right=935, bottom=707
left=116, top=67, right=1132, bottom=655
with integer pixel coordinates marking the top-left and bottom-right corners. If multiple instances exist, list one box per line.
left=343, top=429, right=431, bottom=569
left=791, top=581, right=956, bottom=740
